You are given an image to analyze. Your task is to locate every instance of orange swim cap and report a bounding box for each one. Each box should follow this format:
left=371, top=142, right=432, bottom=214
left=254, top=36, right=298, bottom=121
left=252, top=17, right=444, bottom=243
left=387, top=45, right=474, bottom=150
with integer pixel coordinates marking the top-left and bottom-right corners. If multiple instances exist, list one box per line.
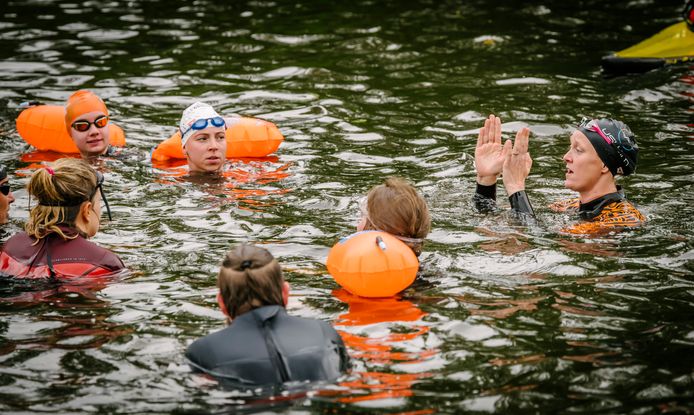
left=64, top=90, right=109, bottom=132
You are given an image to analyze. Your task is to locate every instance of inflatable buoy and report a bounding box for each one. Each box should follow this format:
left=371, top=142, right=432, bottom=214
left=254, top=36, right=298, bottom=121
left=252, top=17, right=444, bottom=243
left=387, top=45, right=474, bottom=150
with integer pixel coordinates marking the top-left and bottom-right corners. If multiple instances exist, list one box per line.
left=151, top=117, right=284, bottom=161
left=16, top=105, right=125, bottom=153
left=602, top=21, right=694, bottom=74
left=326, top=231, right=419, bottom=298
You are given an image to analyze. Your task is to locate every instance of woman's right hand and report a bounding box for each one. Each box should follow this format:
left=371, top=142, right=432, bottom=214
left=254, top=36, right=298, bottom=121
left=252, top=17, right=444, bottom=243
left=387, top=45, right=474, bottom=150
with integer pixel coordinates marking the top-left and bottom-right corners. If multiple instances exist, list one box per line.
left=475, top=114, right=509, bottom=186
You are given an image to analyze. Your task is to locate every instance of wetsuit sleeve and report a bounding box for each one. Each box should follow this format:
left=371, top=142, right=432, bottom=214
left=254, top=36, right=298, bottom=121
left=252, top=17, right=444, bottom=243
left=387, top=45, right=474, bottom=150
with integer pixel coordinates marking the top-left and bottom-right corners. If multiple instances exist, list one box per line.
left=508, top=190, right=535, bottom=216
left=473, top=182, right=497, bottom=213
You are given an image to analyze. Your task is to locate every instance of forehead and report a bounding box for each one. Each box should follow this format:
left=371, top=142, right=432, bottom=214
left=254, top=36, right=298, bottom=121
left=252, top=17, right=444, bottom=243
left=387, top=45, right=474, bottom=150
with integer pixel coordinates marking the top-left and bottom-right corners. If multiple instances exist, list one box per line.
left=570, top=130, right=590, bottom=145
left=75, top=111, right=107, bottom=122
left=190, top=126, right=226, bottom=139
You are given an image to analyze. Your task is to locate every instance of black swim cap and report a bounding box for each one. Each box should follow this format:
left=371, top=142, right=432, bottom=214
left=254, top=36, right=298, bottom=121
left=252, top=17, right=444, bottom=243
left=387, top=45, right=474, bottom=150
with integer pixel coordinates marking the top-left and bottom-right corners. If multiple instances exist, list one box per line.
left=578, top=118, right=639, bottom=176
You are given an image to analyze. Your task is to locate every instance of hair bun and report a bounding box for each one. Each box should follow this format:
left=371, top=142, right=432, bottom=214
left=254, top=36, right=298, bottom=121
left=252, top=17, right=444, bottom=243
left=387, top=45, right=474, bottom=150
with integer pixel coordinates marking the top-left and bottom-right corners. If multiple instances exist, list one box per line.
left=240, top=260, right=252, bottom=270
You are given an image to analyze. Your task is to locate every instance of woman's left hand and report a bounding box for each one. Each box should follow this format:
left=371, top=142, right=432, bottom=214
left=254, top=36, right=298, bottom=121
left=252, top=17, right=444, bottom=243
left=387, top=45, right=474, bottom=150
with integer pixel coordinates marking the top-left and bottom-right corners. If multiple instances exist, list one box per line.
left=502, top=127, right=532, bottom=196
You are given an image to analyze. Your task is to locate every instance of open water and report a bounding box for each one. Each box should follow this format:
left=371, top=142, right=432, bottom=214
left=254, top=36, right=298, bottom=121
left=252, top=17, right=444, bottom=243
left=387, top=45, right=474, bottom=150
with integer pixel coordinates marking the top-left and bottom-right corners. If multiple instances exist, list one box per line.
left=0, top=0, right=692, bottom=413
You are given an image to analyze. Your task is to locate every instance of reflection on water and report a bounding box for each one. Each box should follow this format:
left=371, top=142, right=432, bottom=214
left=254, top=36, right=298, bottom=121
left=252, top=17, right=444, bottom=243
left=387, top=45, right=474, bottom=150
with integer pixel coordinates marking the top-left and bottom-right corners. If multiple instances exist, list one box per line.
left=1, top=0, right=693, bottom=413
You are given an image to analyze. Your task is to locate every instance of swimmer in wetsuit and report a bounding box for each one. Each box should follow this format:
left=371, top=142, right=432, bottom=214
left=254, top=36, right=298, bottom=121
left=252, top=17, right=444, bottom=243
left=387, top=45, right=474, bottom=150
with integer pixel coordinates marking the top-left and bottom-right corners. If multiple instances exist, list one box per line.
left=0, top=158, right=124, bottom=278
left=358, top=177, right=431, bottom=256
left=185, top=244, right=350, bottom=388
left=473, top=115, right=645, bottom=235
left=178, top=102, right=227, bottom=174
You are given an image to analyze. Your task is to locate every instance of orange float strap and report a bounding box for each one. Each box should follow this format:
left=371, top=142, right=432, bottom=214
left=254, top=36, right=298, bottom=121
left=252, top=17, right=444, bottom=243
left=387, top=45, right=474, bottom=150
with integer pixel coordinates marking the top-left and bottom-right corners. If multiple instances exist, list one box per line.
left=326, top=231, right=419, bottom=298
left=16, top=105, right=125, bottom=154
left=151, top=117, right=284, bottom=161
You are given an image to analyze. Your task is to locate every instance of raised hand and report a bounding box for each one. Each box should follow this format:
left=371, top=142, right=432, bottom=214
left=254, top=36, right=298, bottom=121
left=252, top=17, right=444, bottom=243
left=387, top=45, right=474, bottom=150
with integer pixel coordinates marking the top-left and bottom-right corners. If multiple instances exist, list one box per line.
left=475, top=114, right=509, bottom=186
left=502, top=127, right=532, bottom=196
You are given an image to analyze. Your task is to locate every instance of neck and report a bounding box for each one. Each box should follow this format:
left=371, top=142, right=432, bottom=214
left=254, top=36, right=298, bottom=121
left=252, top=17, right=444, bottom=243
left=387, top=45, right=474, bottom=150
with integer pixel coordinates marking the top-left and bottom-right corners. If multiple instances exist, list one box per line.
left=578, top=180, right=618, bottom=204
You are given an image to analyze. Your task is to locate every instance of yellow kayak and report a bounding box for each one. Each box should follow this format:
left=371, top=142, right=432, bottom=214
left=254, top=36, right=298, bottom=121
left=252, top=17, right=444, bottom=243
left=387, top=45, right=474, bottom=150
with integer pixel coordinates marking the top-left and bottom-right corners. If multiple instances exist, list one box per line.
left=602, top=22, right=694, bottom=73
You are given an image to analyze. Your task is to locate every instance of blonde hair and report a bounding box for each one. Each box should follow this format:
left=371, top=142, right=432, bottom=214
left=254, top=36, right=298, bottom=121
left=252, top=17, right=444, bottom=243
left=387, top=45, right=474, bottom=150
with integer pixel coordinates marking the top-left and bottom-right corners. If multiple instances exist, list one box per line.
left=217, top=244, right=284, bottom=319
left=25, top=158, right=98, bottom=240
left=363, top=177, right=431, bottom=256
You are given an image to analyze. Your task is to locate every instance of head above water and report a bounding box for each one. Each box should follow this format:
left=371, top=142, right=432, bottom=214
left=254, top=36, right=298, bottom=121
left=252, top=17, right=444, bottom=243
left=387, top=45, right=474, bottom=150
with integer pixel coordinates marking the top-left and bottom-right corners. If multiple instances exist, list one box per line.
left=577, top=117, right=638, bottom=177
left=65, top=90, right=111, bottom=157
left=26, top=158, right=109, bottom=240
left=179, top=102, right=227, bottom=173
left=358, top=177, right=431, bottom=256
left=0, top=165, right=15, bottom=225
left=217, top=244, right=289, bottom=319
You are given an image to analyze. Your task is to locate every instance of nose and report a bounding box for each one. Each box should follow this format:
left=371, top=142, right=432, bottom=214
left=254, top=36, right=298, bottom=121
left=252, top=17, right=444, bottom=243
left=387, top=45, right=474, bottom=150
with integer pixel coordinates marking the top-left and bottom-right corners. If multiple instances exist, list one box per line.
left=563, top=149, right=571, bottom=163
left=8, top=191, right=15, bottom=204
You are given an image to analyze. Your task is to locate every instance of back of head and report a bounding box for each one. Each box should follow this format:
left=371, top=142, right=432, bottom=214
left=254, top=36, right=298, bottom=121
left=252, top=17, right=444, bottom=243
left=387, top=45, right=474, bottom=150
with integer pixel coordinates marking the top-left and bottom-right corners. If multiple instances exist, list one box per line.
left=64, top=90, right=109, bottom=132
left=364, top=177, right=431, bottom=256
left=218, top=244, right=284, bottom=319
left=26, top=158, right=97, bottom=240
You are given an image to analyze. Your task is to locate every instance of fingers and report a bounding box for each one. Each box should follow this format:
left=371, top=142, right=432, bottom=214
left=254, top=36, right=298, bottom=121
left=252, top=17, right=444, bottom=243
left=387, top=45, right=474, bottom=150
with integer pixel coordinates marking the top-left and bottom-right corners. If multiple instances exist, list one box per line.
left=514, top=127, right=530, bottom=154
left=477, top=117, right=490, bottom=147
left=492, top=115, right=502, bottom=145
left=501, top=139, right=512, bottom=162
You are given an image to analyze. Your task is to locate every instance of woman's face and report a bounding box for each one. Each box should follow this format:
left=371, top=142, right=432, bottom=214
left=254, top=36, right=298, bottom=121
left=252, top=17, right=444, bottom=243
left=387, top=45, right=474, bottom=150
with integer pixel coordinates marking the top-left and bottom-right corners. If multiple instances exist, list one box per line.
left=69, top=111, right=111, bottom=157
left=183, top=127, right=227, bottom=173
left=86, top=193, right=102, bottom=237
left=0, top=177, right=15, bottom=224
left=563, top=130, right=606, bottom=193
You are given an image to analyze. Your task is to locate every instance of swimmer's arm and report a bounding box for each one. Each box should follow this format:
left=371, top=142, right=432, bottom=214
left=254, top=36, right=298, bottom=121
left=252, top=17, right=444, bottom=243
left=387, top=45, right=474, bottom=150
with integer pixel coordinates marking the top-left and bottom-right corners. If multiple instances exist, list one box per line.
left=502, top=127, right=535, bottom=217
left=473, top=182, right=498, bottom=212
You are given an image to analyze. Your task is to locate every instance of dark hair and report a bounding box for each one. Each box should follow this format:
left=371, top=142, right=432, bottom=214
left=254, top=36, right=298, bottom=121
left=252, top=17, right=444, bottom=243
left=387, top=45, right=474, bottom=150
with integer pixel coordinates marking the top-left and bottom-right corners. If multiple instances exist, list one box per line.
left=217, top=244, right=284, bottom=318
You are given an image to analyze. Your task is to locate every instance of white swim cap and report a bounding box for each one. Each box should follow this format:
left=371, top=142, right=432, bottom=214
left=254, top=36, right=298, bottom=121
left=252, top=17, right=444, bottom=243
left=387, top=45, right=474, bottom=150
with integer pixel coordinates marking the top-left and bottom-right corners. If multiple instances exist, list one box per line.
left=179, top=102, right=223, bottom=148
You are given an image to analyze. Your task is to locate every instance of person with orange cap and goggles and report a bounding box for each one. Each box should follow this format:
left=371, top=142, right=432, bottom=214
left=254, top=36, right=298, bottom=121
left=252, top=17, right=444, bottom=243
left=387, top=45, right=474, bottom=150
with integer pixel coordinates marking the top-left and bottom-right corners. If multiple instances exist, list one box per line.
left=473, top=115, right=645, bottom=235
left=64, top=90, right=114, bottom=159
left=178, top=102, right=227, bottom=173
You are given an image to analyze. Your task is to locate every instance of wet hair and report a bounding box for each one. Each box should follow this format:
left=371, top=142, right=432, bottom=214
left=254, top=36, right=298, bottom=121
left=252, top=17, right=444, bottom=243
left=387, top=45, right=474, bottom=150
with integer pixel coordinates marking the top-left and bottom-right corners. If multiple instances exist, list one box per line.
left=217, top=244, right=284, bottom=319
left=362, top=177, right=431, bottom=256
left=25, top=158, right=98, bottom=241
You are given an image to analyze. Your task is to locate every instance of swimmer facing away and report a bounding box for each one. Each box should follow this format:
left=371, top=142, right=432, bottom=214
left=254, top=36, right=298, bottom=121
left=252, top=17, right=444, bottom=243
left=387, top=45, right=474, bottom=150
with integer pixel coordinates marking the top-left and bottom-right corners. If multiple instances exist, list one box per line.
left=473, top=114, right=645, bottom=235
left=178, top=102, right=227, bottom=174
left=185, top=244, right=350, bottom=387
left=0, top=158, right=124, bottom=279
left=65, top=90, right=116, bottom=159
left=358, top=177, right=431, bottom=257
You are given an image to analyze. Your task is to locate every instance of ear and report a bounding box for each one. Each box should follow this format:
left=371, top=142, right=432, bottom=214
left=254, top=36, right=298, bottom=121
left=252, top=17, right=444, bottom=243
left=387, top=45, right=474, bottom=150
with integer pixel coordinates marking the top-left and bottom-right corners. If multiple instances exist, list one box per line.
left=217, top=291, right=230, bottom=318
left=282, top=281, right=290, bottom=307
left=80, top=201, right=93, bottom=223
left=601, top=164, right=610, bottom=174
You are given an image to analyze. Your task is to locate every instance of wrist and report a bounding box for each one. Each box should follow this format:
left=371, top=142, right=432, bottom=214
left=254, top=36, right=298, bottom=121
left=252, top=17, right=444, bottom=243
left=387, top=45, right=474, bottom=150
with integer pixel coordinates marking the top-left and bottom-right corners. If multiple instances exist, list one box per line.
left=505, top=184, right=525, bottom=196
left=476, top=175, right=498, bottom=186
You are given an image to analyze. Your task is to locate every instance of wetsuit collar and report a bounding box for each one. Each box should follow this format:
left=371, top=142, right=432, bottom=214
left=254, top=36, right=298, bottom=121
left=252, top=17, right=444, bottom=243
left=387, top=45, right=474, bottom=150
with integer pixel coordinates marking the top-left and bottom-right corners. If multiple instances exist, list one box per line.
left=578, top=186, right=625, bottom=220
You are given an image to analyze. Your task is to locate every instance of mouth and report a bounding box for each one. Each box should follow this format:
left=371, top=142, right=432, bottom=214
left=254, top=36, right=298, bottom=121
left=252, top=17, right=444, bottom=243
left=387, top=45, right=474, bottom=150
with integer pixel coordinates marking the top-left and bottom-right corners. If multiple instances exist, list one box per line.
left=86, top=138, right=103, bottom=146
left=566, top=167, right=573, bottom=175
left=206, top=156, right=221, bottom=163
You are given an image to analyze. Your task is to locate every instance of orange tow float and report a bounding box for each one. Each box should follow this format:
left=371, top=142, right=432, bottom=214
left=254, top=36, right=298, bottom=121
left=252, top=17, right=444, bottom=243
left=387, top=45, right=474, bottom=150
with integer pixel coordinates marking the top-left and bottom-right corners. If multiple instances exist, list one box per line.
left=16, top=105, right=125, bottom=154
left=151, top=117, right=284, bottom=161
left=326, top=231, right=419, bottom=298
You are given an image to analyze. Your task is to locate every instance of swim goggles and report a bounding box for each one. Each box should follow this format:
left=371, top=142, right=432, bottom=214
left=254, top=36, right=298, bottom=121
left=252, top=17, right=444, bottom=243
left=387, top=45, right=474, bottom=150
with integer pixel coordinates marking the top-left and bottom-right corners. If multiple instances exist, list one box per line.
left=37, top=170, right=112, bottom=221
left=0, top=182, right=10, bottom=196
left=180, top=116, right=226, bottom=137
left=578, top=117, right=636, bottom=166
left=72, top=115, right=109, bottom=132
left=91, top=170, right=112, bottom=221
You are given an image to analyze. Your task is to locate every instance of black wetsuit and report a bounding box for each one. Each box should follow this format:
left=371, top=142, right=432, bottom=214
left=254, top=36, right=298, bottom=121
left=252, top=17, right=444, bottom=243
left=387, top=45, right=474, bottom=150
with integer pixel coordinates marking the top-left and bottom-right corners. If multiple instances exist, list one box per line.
left=185, top=305, right=350, bottom=388
left=474, top=183, right=645, bottom=234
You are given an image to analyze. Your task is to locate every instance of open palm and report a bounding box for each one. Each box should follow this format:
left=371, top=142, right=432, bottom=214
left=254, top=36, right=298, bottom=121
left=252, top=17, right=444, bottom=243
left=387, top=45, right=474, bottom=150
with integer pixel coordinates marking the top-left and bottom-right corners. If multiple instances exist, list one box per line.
left=475, top=115, right=508, bottom=182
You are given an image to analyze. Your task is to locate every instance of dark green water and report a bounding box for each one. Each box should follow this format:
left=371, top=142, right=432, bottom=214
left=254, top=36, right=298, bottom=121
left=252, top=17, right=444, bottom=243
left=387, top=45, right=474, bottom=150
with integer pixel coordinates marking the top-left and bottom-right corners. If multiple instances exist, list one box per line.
left=0, top=0, right=693, bottom=413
